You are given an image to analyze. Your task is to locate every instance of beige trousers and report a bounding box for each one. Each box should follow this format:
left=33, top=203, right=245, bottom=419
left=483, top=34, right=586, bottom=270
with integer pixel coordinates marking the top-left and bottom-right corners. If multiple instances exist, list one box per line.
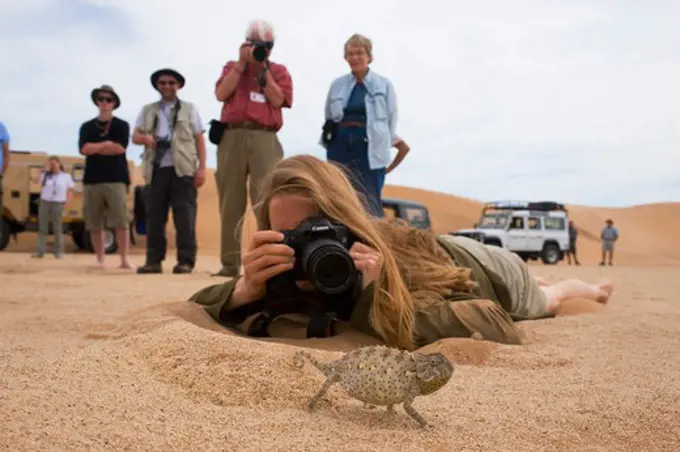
left=215, top=128, right=283, bottom=274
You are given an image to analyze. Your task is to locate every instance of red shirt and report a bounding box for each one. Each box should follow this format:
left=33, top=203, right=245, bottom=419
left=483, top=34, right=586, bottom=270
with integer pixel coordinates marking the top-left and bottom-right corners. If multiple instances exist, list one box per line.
left=215, top=60, right=293, bottom=131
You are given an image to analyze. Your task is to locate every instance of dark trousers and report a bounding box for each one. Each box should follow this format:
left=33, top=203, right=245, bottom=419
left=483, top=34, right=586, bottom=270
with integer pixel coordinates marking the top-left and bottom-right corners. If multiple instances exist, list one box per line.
left=146, top=166, right=197, bottom=267
left=327, top=126, right=385, bottom=217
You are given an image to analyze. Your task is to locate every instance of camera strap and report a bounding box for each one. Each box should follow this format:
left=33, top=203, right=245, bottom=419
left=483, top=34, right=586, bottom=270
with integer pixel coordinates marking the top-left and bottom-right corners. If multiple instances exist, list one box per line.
left=151, top=98, right=182, bottom=140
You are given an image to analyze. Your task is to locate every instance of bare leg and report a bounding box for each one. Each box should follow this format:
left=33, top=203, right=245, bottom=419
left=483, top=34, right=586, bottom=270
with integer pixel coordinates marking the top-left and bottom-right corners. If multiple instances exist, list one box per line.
left=541, top=279, right=614, bottom=312
left=116, top=227, right=134, bottom=269
left=534, top=276, right=550, bottom=287
left=90, top=229, right=106, bottom=267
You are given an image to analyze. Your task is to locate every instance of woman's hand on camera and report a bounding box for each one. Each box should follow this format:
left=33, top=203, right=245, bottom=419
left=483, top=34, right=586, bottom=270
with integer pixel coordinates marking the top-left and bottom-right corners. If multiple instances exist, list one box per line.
left=233, top=230, right=295, bottom=305
left=349, top=242, right=383, bottom=290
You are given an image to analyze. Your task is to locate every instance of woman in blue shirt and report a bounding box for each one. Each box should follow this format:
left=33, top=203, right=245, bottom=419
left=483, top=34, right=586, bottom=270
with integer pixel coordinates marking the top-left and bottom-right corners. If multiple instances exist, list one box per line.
left=321, top=34, right=398, bottom=217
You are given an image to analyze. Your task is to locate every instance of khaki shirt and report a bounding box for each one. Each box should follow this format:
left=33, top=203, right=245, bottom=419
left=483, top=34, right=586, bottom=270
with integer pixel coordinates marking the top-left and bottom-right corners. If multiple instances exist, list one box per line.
left=187, top=235, right=541, bottom=348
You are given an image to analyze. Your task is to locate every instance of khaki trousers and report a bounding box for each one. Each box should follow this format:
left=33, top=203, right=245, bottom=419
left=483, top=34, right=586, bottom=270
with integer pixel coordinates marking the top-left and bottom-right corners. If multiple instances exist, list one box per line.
left=215, top=128, right=283, bottom=274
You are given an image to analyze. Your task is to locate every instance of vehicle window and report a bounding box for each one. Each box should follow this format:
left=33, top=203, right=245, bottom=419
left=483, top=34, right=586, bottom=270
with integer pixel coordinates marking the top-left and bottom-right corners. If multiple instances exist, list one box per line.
left=478, top=213, right=509, bottom=229
left=405, top=207, right=427, bottom=223
left=527, top=217, right=541, bottom=230
left=382, top=206, right=396, bottom=220
left=509, top=217, right=524, bottom=229
left=71, top=165, right=85, bottom=183
left=544, top=217, right=566, bottom=230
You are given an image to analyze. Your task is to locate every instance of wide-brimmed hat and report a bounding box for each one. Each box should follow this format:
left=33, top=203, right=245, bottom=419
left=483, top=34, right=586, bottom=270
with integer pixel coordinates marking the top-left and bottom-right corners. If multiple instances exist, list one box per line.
left=150, top=68, right=186, bottom=90
left=90, top=84, right=121, bottom=109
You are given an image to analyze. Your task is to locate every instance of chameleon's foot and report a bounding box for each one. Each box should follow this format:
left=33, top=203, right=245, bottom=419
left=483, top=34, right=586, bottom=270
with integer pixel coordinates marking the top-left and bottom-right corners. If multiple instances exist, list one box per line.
left=403, top=401, right=428, bottom=427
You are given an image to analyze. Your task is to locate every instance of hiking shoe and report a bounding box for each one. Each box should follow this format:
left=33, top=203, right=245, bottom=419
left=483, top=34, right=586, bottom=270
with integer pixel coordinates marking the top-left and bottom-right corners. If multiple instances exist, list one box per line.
left=211, top=267, right=239, bottom=278
left=172, top=264, right=193, bottom=274
left=137, top=263, right=163, bottom=274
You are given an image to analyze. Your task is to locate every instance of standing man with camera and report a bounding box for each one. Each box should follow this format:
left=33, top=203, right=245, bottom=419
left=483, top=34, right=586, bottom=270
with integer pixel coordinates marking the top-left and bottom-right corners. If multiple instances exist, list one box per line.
left=132, top=68, right=207, bottom=274
left=211, top=19, right=294, bottom=278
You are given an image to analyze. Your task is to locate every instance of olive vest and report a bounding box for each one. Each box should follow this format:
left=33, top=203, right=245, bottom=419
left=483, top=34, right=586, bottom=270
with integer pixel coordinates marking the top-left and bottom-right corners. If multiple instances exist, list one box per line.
left=138, top=99, right=199, bottom=184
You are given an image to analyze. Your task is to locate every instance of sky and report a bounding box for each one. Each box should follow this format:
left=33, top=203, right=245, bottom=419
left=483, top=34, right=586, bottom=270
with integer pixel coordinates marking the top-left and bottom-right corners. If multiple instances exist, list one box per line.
left=1, top=0, right=679, bottom=207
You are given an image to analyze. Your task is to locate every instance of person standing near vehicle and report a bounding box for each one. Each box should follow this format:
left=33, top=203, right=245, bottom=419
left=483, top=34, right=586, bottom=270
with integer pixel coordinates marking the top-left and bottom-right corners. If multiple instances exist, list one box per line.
left=132, top=68, right=207, bottom=275
left=78, top=85, right=133, bottom=270
left=600, top=219, right=619, bottom=266
left=211, top=19, right=293, bottom=278
left=0, top=121, right=10, bottom=218
left=566, top=220, right=581, bottom=266
left=32, top=156, right=74, bottom=258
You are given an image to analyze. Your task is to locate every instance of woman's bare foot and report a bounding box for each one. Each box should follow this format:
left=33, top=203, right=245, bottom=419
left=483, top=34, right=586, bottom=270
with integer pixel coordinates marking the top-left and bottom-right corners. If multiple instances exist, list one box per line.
left=595, top=279, right=614, bottom=304
left=90, top=262, right=106, bottom=270
left=119, top=259, right=135, bottom=270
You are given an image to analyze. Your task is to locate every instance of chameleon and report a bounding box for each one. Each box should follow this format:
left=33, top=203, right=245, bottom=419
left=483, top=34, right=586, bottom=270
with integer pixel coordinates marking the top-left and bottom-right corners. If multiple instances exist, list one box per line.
left=292, top=345, right=455, bottom=427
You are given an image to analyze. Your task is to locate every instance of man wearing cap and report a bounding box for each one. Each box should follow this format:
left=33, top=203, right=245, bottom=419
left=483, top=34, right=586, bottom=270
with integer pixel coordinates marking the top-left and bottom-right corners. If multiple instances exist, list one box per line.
left=212, top=19, right=294, bottom=278
left=78, top=85, right=133, bottom=269
left=132, top=68, right=206, bottom=275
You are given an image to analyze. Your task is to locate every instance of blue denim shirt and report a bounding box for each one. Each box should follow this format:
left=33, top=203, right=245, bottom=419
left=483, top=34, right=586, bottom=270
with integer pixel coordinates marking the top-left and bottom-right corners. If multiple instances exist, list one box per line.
left=321, top=69, right=397, bottom=170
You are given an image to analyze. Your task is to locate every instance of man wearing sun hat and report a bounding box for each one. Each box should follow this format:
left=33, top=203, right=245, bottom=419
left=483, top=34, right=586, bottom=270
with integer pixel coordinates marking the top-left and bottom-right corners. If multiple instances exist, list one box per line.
left=132, top=68, right=207, bottom=275
left=78, top=84, right=133, bottom=270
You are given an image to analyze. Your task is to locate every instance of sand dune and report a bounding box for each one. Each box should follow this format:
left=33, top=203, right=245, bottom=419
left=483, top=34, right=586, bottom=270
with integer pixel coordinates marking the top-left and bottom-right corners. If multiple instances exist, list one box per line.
left=6, top=168, right=680, bottom=268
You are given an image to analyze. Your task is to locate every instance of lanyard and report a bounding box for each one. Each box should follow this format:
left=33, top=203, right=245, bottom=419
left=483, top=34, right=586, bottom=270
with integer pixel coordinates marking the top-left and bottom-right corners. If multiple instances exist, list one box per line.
left=152, top=99, right=182, bottom=139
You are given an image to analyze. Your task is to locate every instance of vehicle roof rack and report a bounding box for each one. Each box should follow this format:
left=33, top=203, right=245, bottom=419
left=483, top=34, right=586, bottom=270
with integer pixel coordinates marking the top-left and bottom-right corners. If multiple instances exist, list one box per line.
left=484, top=200, right=567, bottom=212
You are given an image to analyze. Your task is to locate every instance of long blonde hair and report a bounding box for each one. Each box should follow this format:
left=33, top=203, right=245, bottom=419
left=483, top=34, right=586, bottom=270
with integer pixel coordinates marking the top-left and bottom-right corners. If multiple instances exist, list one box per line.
left=255, top=155, right=475, bottom=350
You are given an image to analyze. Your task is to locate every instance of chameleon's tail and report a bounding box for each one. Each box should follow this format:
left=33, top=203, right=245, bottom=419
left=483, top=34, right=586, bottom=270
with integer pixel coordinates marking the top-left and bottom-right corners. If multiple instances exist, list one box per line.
left=293, top=350, right=328, bottom=375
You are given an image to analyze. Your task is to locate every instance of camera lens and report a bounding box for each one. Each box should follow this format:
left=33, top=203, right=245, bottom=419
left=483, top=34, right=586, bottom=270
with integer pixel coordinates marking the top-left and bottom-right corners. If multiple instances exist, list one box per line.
left=253, top=44, right=267, bottom=62
left=302, top=239, right=356, bottom=294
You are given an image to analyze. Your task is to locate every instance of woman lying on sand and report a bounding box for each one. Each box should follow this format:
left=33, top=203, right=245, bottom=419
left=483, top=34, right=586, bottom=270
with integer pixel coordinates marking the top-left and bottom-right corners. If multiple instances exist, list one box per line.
left=189, top=155, right=613, bottom=350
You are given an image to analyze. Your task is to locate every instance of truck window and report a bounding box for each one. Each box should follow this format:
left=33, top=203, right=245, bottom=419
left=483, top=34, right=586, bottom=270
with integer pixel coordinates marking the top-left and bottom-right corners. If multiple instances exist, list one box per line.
left=509, top=217, right=524, bottom=229
left=527, top=217, right=541, bottom=230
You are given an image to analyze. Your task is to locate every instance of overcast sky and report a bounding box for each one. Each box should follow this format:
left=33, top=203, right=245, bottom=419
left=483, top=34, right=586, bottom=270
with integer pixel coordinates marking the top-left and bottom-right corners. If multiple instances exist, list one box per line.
left=1, top=0, right=679, bottom=207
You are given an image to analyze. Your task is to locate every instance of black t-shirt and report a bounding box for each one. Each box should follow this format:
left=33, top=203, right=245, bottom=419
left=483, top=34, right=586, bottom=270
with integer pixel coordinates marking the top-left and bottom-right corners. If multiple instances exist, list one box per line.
left=78, top=116, right=131, bottom=185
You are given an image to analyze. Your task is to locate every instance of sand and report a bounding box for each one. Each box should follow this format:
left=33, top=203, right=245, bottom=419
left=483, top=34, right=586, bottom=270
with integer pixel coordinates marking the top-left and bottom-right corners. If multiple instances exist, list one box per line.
left=2, top=174, right=680, bottom=450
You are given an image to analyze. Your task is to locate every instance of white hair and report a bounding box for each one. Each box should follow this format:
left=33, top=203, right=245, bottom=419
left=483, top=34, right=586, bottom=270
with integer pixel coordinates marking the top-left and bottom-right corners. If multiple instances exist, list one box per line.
left=245, top=19, right=276, bottom=41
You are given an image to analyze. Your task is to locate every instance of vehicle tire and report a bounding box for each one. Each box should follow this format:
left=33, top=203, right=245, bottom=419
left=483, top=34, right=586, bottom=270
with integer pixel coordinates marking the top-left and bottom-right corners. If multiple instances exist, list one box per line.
left=83, top=228, right=118, bottom=254
left=0, top=219, right=10, bottom=251
left=72, top=230, right=87, bottom=250
left=541, top=243, right=560, bottom=265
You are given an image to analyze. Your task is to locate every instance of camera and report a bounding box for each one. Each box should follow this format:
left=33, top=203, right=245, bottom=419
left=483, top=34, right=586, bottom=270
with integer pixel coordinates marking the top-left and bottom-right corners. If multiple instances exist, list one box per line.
left=269, top=216, right=359, bottom=295
left=152, top=138, right=172, bottom=165
left=249, top=39, right=273, bottom=62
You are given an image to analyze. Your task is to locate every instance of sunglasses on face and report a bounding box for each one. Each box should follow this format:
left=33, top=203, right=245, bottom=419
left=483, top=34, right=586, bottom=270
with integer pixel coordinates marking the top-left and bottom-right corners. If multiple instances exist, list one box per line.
left=97, top=97, right=114, bottom=103
left=158, top=80, right=177, bottom=86
left=248, top=39, right=274, bottom=50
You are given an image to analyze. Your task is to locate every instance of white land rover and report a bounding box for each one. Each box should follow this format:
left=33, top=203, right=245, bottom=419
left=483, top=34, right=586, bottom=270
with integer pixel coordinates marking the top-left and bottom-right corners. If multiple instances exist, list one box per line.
left=450, top=200, right=570, bottom=265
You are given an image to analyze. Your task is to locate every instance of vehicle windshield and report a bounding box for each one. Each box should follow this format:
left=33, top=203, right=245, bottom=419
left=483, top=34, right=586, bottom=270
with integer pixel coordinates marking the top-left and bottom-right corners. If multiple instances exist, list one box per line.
left=477, top=213, right=509, bottom=229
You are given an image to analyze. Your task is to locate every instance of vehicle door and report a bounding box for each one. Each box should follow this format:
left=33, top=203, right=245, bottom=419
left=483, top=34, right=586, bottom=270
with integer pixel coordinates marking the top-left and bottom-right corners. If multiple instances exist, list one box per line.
left=526, top=216, right=544, bottom=252
left=505, top=216, right=527, bottom=250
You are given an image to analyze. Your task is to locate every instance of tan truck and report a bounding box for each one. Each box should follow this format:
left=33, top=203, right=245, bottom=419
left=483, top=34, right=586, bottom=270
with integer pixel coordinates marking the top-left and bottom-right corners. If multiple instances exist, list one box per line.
left=0, top=150, right=144, bottom=253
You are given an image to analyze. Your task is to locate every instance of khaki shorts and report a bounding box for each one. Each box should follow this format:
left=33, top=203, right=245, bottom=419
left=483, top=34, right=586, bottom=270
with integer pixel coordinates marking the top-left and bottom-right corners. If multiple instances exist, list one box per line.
left=441, top=235, right=550, bottom=319
left=83, top=182, right=129, bottom=231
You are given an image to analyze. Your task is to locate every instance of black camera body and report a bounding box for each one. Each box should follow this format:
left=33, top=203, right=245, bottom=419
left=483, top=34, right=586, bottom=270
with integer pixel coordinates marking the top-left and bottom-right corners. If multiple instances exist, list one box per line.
left=253, top=43, right=268, bottom=62
left=268, top=216, right=359, bottom=296
left=152, top=138, right=172, bottom=165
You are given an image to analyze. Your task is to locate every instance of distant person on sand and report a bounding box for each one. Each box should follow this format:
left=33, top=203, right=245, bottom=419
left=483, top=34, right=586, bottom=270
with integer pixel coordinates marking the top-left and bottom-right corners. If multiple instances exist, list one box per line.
left=132, top=68, right=207, bottom=275
left=78, top=85, right=133, bottom=270
left=32, top=156, right=74, bottom=259
left=600, top=219, right=619, bottom=266
left=211, top=19, right=293, bottom=278
left=320, top=33, right=398, bottom=218
left=188, top=155, right=614, bottom=350
left=566, top=220, right=580, bottom=265
left=0, top=121, right=10, bottom=218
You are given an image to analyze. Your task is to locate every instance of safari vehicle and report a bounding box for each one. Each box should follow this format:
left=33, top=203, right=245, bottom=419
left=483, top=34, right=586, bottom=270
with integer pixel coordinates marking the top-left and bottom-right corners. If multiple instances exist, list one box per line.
left=382, top=197, right=432, bottom=231
left=0, top=150, right=138, bottom=254
left=450, top=200, right=570, bottom=265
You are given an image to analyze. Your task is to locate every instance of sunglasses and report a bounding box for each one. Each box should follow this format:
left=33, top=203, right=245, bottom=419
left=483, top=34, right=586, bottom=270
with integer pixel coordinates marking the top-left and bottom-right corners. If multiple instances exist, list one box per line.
left=158, top=80, right=177, bottom=86
left=248, top=39, right=274, bottom=50
left=97, top=96, right=114, bottom=103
